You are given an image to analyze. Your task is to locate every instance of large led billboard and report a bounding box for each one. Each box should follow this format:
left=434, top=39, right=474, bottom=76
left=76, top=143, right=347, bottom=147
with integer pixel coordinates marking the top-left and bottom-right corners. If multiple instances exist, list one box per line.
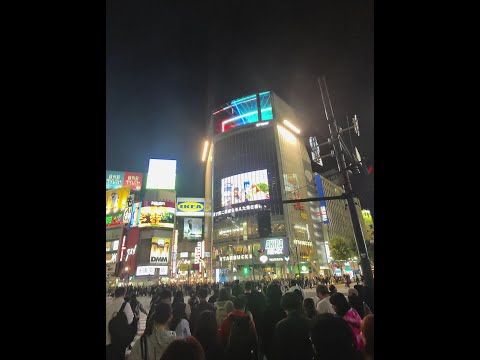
left=150, top=237, right=171, bottom=265
left=138, top=206, right=175, bottom=228
left=213, top=91, right=273, bottom=134
left=106, top=186, right=131, bottom=214
left=184, top=217, right=203, bottom=240
left=146, top=159, right=176, bottom=190
left=221, top=169, right=269, bottom=207
left=177, top=197, right=205, bottom=217
left=106, top=171, right=143, bottom=191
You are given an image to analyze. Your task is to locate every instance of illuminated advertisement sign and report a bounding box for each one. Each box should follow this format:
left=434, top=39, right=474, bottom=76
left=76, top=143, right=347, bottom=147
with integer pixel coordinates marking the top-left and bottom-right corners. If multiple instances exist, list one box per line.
left=106, top=252, right=117, bottom=263
left=106, top=187, right=131, bottom=214
left=150, top=237, right=171, bottom=264
left=284, top=174, right=305, bottom=211
left=106, top=171, right=143, bottom=191
left=146, top=159, right=177, bottom=190
left=177, top=197, right=205, bottom=217
left=106, top=212, right=124, bottom=227
left=260, top=237, right=289, bottom=256
left=314, top=174, right=329, bottom=224
left=213, top=91, right=273, bottom=134
left=138, top=206, right=175, bottom=228
left=130, top=202, right=142, bottom=227
left=136, top=266, right=169, bottom=276
left=184, top=218, right=203, bottom=240
left=221, top=169, right=269, bottom=207
left=106, top=240, right=119, bottom=252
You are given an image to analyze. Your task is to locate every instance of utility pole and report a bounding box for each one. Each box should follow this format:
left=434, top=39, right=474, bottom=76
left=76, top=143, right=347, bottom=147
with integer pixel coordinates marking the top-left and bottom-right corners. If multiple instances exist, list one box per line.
left=295, top=245, right=301, bottom=278
left=317, top=76, right=374, bottom=288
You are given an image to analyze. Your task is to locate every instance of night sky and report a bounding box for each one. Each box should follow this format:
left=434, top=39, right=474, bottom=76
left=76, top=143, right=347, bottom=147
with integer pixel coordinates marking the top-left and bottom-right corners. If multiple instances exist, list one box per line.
left=106, top=1, right=374, bottom=215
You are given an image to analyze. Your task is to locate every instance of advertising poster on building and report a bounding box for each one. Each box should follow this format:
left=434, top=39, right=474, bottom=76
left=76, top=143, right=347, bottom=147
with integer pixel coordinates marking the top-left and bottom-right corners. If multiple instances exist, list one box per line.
left=177, top=198, right=205, bottom=217
left=139, top=206, right=175, bottom=228
left=106, top=186, right=131, bottom=214
left=123, top=172, right=143, bottom=191
left=106, top=171, right=125, bottom=189
left=150, top=237, right=170, bottom=264
left=260, top=237, right=289, bottom=257
left=221, top=169, right=269, bottom=207
left=314, top=175, right=329, bottom=224
left=183, top=218, right=203, bottom=240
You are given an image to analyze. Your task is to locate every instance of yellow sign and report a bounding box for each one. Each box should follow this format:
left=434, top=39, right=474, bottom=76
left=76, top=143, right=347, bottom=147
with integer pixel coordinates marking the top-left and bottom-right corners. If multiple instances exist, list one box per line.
left=106, top=186, right=131, bottom=214
left=179, top=264, right=189, bottom=271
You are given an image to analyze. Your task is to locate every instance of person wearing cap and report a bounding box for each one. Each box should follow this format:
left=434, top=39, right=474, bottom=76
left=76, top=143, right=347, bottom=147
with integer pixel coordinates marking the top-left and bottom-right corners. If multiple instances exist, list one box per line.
left=347, top=288, right=371, bottom=319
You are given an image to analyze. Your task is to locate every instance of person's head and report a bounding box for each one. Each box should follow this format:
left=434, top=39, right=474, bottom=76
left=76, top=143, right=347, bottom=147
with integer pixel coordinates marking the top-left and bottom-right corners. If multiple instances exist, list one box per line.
left=218, top=288, right=229, bottom=301
left=266, top=283, right=283, bottom=308
left=160, top=289, right=172, bottom=304
left=233, top=294, right=247, bottom=311
left=174, top=290, right=184, bottom=302
left=212, top=288, right=219, bottom=296
left=194, top=310, right=218, bottom=346
left=290, top=279, right=297, bottom=287
left=329, top=293, right=350, bottom=317
left=347, top=288, right=359, bottom=297
left=171, top=302, right=187, bottom=331
left=153, top=303, right=173, bottom=327
left=281, top=292, right=302, bottom=313
left=160, top=336, right=206, bottom=360
left=316, top=285, right=329, bottom=299
left=310, top=314, right=358, bottom=360
left=234, top=279, right=240, bottom=285
left=293, top=289, right=304, bottom=301
left=328, top=284, right=337, bottom=294
left=198, top=288, right=208, bottom=300
left=114, top=287, right=126, bottom=298
left=361, top=314, right=374, bottom=358
left=303, top=298, right=316, bottom=318
left=245, top=281, right=254, bottom=293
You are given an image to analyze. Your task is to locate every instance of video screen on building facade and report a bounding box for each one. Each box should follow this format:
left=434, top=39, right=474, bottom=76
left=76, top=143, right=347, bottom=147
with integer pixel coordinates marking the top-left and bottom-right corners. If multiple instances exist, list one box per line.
left=221, top=169, right=270, bottom=207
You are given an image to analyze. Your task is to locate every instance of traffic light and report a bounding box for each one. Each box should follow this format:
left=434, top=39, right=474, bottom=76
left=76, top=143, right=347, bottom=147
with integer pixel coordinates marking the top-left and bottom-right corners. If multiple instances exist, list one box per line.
left=258, top=211, right=271, bottom=237
left=243, top=266, right=249, bottom=275
left=289, top=265, right=294, bottom=271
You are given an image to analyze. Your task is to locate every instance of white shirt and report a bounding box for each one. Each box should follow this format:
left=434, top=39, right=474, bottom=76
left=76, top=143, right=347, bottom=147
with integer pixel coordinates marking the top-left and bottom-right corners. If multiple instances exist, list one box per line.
left=174, top=319, right=191, bottom=339
left=106, top=297, right=134, bottom=345
left=316, top=296, right=335, bottom=315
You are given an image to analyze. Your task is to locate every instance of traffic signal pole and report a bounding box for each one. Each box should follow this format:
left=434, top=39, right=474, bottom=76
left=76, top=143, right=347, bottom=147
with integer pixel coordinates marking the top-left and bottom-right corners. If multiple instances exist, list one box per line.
left=318, top=76, right=374, bottom=288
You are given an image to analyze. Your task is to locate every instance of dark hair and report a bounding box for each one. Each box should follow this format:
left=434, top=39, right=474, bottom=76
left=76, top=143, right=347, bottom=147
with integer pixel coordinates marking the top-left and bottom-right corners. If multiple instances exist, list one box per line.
left=114, top=287, right=126, bottom=298
left=281, top=292, right=302, bottom=312
left=266, top=283, right=283, bottom=308
left=233, top=294, right=247, bottom=310
left=293, top=289, right=304, bottom=301
left=316, top=285, right=329, bottom=296
left=290, top=279, right=297, bottom=287
left=310, top=314, right=358, bottom=360
left=245, top=281, right=254, bottom=291
left=160, top=289, right=173, bottom=301
left=348, top=294, right=365, bottom=319
left=170, top=302, right=187, bottom=332
left=329, top=293, right=350, bottom=317
left=129, top=293, right=139, bottom=310
left=303, top=298, right=317, bottom=319
left=153, top=303, right=173, bottom=325
left=160, top=336, right=206, bottom=360
left=193, top=310, right=218, bottom=355
left=198, top=288, right=208, bottom=299
left=328, top=285, right=337, bottom=294
left=234, top=279, right=240, bottom=285
left=173, top=290, right=184, bottom=303
left=361, top=314, right=374, bottom=358
left=218, top=288, right=229, bottom=301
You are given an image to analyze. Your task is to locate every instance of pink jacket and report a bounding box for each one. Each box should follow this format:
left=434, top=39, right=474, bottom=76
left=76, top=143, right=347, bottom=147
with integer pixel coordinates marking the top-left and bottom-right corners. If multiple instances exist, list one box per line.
left=343, top=308, right=365, bottom=351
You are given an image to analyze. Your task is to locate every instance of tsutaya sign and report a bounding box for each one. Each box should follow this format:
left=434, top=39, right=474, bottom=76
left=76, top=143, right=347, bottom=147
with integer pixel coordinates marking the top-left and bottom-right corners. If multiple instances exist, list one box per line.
left=177, top=198, right=205, bottom=217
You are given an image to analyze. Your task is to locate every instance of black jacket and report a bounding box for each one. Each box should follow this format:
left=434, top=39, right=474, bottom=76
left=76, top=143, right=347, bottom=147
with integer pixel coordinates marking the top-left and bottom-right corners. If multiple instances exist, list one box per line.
left=262, top=305, right=286, bottom=360
left=272, top=310, right=314, bottom=360
left=245, top=291, right=267, bottom=334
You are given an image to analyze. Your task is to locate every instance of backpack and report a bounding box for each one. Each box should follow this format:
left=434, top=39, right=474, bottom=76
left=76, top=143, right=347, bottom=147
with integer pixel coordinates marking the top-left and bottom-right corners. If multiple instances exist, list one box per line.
left=225, top=314, right=255, bottom=359
left=108, top=301, right=131, bottom=348
left=215, top=302, right=230, bottom=327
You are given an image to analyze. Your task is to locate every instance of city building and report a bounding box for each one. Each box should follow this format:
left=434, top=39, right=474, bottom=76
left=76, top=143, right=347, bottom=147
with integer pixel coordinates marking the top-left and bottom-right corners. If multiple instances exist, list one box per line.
left=204, top=91, right=330, bottom=282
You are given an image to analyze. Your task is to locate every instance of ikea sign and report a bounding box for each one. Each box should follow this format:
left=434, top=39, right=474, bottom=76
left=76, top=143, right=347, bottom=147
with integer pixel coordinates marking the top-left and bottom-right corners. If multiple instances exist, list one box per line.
left=177, top=197, right=205, bottom=217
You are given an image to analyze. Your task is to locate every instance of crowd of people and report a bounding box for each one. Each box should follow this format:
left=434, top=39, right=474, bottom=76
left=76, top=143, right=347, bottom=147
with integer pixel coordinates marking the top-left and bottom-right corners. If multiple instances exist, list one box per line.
left=106, top=279, right=374, bottom=360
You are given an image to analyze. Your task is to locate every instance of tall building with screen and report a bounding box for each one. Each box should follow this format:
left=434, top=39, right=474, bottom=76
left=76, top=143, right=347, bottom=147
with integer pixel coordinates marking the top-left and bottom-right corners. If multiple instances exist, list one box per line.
left=204, top=91, right=329, bottom=282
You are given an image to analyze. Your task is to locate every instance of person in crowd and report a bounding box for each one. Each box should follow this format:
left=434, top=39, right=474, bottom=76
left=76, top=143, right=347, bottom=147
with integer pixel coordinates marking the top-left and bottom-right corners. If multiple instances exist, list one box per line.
left=316, top=284, right=335, bottom=315
left=348, top=288, right=371, bottom=319
left=214, top=288, right=234, bottom=327
left=106, top=286, right=134, bottom=359
left=293, top=288, right=304, bottom=301
left=262, top=283, right=287, bottom=360
left=361, top=314, right=374, bottom=360
left=329, top=284, right=337, bottom=294
left=194, top=310, right=223, bottom=360
left=173, top=290, right=192, bottom=319
left=310, top=313, right=360, bottom=360
left=208, top=288, right=219, bottom=305
left=130, top=293, right=148, bottom=318
left=129, top=303, right=176, bottom=360
left=232, top=279, right=244, bottom=297
left=218, top=294, right=258, bottom=360
left=244, top=281, right=266, bottom=338
left=303, top=297, right=317, bottom=319
left=191, top=288, right=216, bottom=333
left=329, top=293, right=364, bottom=351
left=225, top=285, right=236, bottom=301
left=288, top=279, right=305, bottom=298
left=170, top=302, right=191, bottom=339
left=272, top=292, right=314, bottom=360
left=159, top=336, right=206, bottom=360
